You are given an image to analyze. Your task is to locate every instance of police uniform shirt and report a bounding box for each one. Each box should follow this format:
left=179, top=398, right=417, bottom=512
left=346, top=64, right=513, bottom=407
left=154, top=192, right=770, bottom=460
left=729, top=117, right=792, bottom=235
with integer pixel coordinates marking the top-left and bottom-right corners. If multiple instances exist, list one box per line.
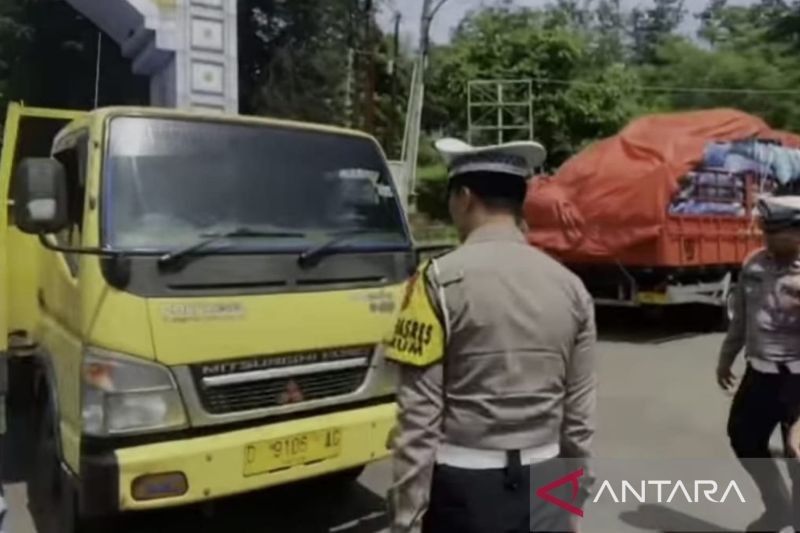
left=384, top=223, right=597, bottom=532
left=721, top=249, right=800, bottom=366
left=720, top=195, right=800, bottom=368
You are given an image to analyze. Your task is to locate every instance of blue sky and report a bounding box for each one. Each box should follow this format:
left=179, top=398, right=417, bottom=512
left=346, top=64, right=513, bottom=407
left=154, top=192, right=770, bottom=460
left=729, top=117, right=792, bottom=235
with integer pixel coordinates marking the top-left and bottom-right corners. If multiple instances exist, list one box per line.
left=378, top=0, right=752, bottom=44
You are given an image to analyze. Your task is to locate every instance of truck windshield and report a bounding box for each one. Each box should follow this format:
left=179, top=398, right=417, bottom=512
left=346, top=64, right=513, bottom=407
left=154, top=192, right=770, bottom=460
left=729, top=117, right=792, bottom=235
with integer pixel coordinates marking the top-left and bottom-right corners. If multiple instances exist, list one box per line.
left=103, top=116, right=408, bottom=252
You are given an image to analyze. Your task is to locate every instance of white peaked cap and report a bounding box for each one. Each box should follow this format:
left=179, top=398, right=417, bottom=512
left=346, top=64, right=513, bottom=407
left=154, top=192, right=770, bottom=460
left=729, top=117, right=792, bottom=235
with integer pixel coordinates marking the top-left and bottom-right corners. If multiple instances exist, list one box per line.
left=759, top=195, right=800, bottom=211
left=757, top=194, right=800, bottom=228
left=434, top=138, right=547, bottom=180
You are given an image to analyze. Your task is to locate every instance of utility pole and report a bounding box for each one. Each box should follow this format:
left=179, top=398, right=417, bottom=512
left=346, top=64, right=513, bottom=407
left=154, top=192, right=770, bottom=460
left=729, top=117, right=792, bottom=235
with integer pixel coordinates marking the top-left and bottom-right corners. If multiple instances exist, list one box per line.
left=93, top=31, right=103, bottom=108
left=344, top=0, right=358, bottom=128
left=386, top=11, right=401, bottom=154
left=400, top=0, right=449, bottom=213
left=363, top=0, right=376, bottom=134
left=345, top=49, right=355, bottom=128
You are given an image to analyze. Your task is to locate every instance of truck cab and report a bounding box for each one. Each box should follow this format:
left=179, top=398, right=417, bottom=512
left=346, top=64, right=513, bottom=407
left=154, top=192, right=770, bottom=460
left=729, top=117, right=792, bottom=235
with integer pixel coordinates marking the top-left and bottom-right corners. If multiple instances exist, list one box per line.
left=2, top=104, right=411, bottom=530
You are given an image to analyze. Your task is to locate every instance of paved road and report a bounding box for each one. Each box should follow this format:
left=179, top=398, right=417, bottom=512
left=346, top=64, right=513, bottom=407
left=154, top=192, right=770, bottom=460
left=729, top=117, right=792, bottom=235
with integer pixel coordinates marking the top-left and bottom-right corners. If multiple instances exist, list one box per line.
left=1, top=309, right=777, bottom=532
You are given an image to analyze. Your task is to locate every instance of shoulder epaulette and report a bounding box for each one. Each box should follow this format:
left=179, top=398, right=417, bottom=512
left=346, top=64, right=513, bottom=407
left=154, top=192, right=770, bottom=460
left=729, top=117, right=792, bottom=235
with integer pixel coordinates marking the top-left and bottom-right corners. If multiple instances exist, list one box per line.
left=415, top=242, right=457, bottom=264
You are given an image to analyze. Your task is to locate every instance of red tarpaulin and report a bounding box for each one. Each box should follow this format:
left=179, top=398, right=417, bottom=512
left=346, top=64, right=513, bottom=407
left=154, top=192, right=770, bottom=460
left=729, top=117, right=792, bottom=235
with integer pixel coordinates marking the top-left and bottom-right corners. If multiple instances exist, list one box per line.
left=524, top=108, right=800, bottom=259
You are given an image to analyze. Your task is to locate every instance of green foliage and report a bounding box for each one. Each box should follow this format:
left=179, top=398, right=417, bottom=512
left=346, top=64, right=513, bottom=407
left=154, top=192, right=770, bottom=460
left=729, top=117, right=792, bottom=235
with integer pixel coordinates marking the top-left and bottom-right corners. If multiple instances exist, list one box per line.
left=238, top=0, right=354, bottom=122
left=640, top=36, right=800, bottom=130
left=415, top=175, right=450, bottom=223
left=639, top=0, right=800, bottom=131
left=425, top=5, right=642, bottom=166
left=0, top=0, right=147, bottom=115
left=3, top=0, right=800, bottom=225
left=0, top=0, right=406, bottom=148
left=629, top=0, right=686, bottom=64
left=238, top=0, right=408, bottom=153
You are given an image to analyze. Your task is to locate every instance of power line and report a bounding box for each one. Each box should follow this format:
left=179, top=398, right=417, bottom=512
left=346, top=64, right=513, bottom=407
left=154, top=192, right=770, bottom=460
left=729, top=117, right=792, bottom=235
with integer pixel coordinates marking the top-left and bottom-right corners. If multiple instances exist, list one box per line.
left=528, top=76, right=800, bottom=95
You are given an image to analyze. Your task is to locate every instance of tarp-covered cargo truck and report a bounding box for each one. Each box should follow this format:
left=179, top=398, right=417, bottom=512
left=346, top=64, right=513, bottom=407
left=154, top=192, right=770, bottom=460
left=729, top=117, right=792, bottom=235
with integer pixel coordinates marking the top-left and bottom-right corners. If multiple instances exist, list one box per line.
left=2, top=103, right=413, bottom=531
left=525, top=109, right=800, bottom=326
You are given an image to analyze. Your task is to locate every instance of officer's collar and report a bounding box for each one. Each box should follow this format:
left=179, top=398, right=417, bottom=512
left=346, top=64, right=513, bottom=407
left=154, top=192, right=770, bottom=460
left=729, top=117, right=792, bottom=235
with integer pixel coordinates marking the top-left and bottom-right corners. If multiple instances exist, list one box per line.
left=465, top=223, right=526, bottom=245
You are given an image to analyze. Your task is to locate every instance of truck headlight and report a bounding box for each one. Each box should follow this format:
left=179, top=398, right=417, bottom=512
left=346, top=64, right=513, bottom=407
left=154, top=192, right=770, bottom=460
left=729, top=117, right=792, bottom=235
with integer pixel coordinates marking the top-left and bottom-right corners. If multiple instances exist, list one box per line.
left=82, top=348, right=188, bottom=436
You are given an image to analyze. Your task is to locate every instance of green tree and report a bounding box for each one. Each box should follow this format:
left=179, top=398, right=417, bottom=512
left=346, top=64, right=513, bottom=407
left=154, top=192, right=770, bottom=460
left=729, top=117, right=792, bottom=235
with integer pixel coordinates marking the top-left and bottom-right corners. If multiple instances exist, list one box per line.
left=643, top=0, right=800, bottom=131
left=629, top=0, right=685, bottom=64
left=238, top=0, right=403, bottom=141
left=424, top=5, right=642, bottom=166
left=592, top=0, right=626, bottom=65
left=0, top=0, right=147, bottom=115
left=238, top=0, right=353, bottom=122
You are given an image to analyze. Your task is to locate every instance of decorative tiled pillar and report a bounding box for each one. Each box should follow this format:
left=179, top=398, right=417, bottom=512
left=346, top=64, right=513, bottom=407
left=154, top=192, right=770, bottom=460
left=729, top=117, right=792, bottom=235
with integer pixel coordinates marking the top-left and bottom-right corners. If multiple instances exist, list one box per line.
left=65, top=0, right=239, bottom=113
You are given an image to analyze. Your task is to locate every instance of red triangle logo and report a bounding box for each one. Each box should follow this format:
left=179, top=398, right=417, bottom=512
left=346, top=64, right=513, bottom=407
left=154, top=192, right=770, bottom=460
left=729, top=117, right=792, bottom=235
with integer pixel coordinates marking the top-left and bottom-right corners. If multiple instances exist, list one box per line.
left=535, top=468, right=584, bottom=517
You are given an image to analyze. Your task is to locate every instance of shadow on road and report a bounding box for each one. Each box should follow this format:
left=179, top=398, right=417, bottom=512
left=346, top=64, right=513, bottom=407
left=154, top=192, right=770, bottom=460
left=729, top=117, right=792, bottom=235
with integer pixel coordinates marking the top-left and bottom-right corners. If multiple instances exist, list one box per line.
left=619, top=503, right=736, bottom=532
left=115, top=477, right=387, bottom=533
left=596, top=306, right=722, bottom=345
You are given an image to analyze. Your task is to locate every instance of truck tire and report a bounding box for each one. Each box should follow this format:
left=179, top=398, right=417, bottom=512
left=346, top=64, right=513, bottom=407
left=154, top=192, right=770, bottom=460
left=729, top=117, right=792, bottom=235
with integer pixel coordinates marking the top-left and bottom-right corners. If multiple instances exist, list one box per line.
left=27, top=389, right=100, bottom=533
left=703, top=291, right=735, bottom=333
left=717, top=288, right=737, bottom=332
left=6, top=357, right=35, bottom=410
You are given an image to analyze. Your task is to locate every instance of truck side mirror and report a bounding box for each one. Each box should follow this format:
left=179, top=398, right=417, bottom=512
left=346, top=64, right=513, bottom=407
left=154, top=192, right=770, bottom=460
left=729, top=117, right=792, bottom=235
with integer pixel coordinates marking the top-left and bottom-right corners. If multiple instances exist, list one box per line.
left=13, top=158, right=69, bottom=235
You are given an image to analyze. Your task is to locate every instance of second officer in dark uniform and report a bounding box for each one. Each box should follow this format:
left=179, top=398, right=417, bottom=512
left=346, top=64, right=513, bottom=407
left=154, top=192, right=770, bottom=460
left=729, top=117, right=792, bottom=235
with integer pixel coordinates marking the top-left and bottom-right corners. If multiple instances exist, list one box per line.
left=384, top=138, right=598, bottom=533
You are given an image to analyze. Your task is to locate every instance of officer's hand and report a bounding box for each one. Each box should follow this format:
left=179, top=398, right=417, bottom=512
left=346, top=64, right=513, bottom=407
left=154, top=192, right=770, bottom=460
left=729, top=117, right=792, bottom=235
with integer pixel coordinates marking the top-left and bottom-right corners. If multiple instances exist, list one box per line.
left=788, top=418, right=800, bottom=459
left=716, top=364, right=738, bottom=391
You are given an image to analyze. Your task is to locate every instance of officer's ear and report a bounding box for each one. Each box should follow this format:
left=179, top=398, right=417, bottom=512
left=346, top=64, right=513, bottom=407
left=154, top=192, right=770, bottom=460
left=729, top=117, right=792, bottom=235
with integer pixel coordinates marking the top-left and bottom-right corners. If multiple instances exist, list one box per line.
left=447, top=180, right=471, bottom=202
left=447, top=185, right=472, bottom=217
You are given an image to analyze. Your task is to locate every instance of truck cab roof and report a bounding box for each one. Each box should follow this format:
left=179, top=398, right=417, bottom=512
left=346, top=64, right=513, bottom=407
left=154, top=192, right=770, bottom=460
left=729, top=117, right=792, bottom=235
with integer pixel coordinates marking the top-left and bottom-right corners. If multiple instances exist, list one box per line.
left=62, top=106, right=376, bottom=142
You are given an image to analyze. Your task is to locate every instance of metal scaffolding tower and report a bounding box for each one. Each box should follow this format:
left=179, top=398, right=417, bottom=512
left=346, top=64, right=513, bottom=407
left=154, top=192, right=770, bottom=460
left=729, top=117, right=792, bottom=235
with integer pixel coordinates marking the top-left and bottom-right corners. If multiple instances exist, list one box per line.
left=467, top=79, right=534, bottom=145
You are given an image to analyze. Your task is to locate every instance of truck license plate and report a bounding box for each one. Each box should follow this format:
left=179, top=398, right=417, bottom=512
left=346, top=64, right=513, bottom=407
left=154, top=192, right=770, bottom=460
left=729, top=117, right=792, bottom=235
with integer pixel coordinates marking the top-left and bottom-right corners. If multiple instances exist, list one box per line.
left=243, top=428, right=342, bottom=476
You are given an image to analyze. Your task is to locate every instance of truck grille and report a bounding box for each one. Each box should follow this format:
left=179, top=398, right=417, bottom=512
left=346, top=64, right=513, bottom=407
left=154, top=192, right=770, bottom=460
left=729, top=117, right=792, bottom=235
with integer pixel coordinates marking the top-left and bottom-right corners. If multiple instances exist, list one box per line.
left=191, top=346, right=373, bottom=415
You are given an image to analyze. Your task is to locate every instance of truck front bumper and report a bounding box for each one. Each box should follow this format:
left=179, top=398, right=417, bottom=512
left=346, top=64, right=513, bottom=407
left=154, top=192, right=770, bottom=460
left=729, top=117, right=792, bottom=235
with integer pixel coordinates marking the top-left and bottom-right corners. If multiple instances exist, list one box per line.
left=80, top=402, right=396, bottom=514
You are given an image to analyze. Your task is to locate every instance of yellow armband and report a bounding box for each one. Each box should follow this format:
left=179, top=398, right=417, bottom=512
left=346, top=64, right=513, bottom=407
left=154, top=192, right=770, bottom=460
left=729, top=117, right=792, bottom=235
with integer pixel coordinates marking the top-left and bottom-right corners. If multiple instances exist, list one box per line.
left=383, top=261, right=445, bottom=366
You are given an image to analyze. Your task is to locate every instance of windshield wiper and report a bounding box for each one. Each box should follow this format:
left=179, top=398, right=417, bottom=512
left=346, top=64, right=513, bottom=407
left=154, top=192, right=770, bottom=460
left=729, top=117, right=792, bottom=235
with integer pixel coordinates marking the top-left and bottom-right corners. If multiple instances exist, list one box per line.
left=158, top=228, right=305, bottom=271
left=297, top=229, right=379, bottom=268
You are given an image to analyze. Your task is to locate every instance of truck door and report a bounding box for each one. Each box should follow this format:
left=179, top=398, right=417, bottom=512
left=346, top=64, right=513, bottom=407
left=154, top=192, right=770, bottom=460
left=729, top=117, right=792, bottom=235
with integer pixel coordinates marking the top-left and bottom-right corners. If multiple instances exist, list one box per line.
left=0, top=103, right=86, bottom=352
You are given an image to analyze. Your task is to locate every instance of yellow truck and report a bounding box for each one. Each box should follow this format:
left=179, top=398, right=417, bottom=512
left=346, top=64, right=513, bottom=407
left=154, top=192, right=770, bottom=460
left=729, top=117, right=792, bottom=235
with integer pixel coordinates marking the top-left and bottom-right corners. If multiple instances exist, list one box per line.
left=2, top=103, right=411, bottom=531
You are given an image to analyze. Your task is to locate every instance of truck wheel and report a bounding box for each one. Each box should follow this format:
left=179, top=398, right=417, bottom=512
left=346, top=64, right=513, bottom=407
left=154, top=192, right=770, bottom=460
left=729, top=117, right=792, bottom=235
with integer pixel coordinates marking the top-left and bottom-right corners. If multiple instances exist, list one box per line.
left=715, top=289, right=736, bottom=332
left=725, top=289, right=736, bottom=325
left=27, top=392, right=99, bottom=533
left=705, top=292, right=735, bottom=333
left=7, top=357, right=35, bottom=410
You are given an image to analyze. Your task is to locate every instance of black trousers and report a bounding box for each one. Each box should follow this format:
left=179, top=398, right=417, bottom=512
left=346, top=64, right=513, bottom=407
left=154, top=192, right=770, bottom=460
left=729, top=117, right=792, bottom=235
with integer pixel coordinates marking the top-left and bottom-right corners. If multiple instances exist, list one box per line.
left=422, top=456, right=576, bottom=533
left=727, top=366, right=800, bottom=528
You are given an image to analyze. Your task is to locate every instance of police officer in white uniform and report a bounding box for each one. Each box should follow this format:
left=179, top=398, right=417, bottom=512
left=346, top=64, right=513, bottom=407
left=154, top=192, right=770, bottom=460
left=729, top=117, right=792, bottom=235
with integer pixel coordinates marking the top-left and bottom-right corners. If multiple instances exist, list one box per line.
left=717, top=195, right=800, bottom=532
left=384, top=139, right=597, bottom=533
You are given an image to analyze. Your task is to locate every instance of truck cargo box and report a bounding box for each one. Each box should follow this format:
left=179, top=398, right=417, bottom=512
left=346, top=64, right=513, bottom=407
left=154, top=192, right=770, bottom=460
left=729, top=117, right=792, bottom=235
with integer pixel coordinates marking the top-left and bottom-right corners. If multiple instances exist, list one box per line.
left=524, top=109, right=800, bottom=318
left=525, top=108, right=800, bottom=267
left=553, top=213, right=762, bottom=268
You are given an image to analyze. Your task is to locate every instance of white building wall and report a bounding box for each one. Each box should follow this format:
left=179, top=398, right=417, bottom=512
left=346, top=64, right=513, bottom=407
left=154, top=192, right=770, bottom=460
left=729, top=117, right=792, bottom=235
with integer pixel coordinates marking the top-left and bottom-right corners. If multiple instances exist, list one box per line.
left=65, top=0, right=238, bottom=113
